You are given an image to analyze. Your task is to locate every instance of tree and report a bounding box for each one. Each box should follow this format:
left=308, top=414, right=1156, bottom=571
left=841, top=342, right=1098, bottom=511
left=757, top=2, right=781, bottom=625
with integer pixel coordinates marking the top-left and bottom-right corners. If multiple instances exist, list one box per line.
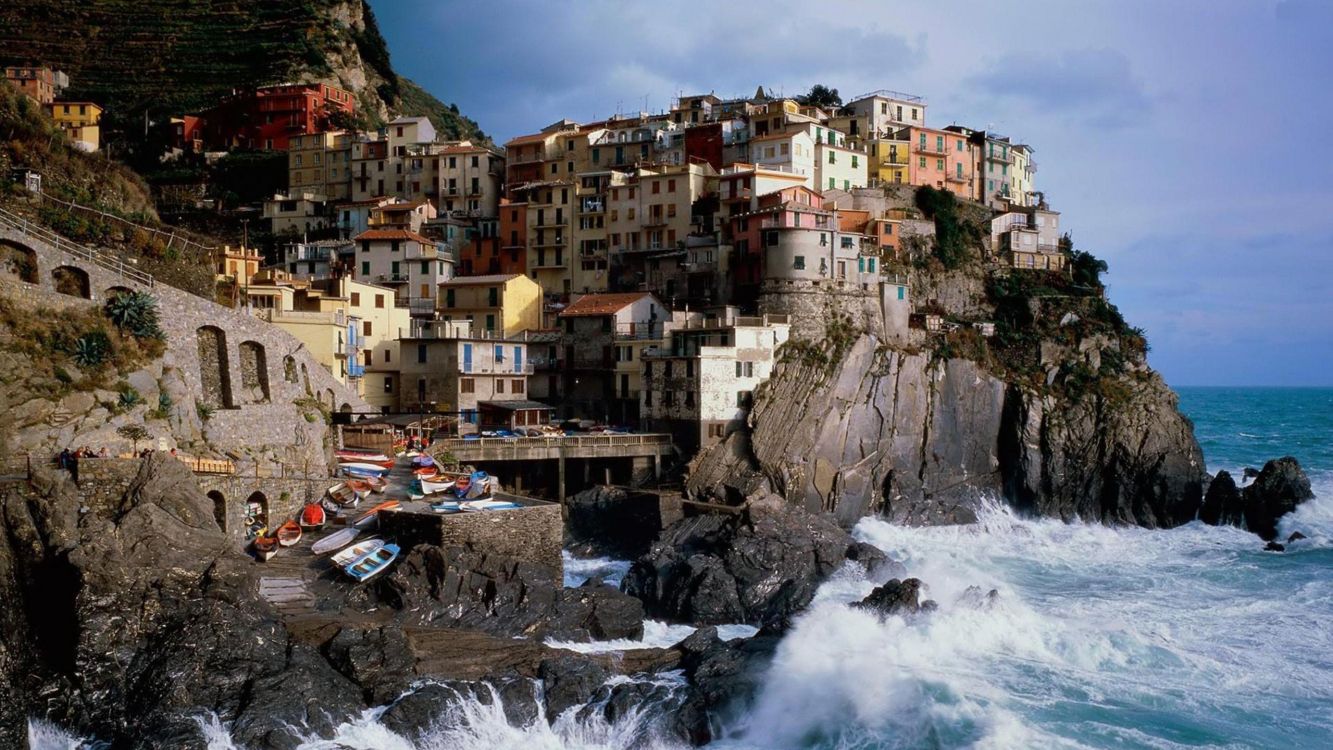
left=117, top=424, right=151, bottom=454
left=1070, top=249, right=1109, bottom=289
left=796, top=84, right=842, bottom=110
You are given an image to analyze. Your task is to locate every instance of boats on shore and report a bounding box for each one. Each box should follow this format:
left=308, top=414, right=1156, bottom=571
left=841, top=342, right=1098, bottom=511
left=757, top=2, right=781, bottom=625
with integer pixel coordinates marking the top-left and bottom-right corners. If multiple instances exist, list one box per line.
left=299, top=502, right=326, bottom=530
left=353, top=500, right=401, bottom=529
left=343, top=544, right=401, bottom=583
left=336, top=449, right=393, bottom=464
left=311, top=527, right=360, bottom=555
left=253, top=535, right=279, bottom=561
left=418, top=477, right=455, bottom=495
left=460, top=499, right=520, bottom=512
left=276, top=520, right=302, bottom=547
left=325, top=482, right=364, bottom=508
left=341, top=463, right=390, bottom=478
left=331, top=537, right=385, bottom=567
left=348, top=476, right=386, bottom=494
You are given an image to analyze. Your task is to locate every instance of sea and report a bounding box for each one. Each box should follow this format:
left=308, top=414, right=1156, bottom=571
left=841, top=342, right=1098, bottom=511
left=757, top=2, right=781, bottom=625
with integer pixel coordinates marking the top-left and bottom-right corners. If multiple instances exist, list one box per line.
left=30, top=387, right=1333, bottom=749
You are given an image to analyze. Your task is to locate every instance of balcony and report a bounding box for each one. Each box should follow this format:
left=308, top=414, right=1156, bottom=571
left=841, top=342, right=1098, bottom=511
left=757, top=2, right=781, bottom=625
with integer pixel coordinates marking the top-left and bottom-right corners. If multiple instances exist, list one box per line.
left=530, top=255, right=567, bottom=269
left=642, top=214, right=669, bottom=228
left=376, top=273, right=410, bottom=284
left=916, top=142, right=948, bottom=156
left=460, top=361, right=536, bottom=375
left=531, top=236, right=567, bottom=249
left=945, top=172, right=970, bottom=184
left=347, top=362, right=366, bottom=378
left=394, top=297, right=439, bottom=317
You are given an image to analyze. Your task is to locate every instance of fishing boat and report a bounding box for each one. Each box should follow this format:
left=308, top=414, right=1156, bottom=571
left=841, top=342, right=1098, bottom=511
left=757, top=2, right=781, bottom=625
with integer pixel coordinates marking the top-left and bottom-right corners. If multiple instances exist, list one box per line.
left=412, top=454, right=435, bottom=467
left=412, top=465, right=439, bottom=477
left=430, top=500, right=461, bottom=513
left=299, top=502, right=327, bottom=530
left=418, top=477, right=456, bottom=495
left=343, top=544, right=401, bottom=583
left=460, top=499, right=521, bottom=512
left=339, top=456, right=394, bottom=470
left=336, top=448, right=392, bottom=463
left=464, top=471, right=495, bottom=499
left=253, top=535, right=279, bottom=561
left=341, top=463, right=391, bottom=478
left=349, top=476, right=386, bottom=494
left=311, top=526, right=360, bottom=555
left=331, top=537, right=385, bottom=567
left=352, top=500, right=401, bottom=529
left=326, top=482, right=365, bottom=508
left=276, top=519, right=302, bottom=547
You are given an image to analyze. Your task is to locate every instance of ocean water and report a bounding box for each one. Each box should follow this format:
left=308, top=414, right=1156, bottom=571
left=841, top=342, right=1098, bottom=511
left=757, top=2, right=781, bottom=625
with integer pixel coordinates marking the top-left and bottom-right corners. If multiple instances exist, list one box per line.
left=31, top=388, right=1333, bottom=749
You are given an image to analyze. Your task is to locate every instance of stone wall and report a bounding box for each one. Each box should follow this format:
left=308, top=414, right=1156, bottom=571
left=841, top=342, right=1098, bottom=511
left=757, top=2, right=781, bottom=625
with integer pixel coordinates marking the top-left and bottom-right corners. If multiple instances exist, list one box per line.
left=379, top=500, right=564, bottom=580
left=0, top=226, right=368, bottom=471
left=759, top=279, right=888, bottom=341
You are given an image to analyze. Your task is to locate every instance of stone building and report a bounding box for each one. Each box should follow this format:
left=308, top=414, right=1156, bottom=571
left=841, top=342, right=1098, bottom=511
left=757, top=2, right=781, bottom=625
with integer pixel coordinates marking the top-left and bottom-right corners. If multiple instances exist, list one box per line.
left=557, top=291, right=669, bottom=424
left=397, top=321, right=535, bottom=432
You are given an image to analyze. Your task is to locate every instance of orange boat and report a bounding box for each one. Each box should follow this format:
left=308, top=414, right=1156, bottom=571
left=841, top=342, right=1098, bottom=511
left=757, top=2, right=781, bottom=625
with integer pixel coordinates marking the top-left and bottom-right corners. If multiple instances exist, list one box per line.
left=352, top=500, right=402, bottom=529
left=299, top=502, right=326, bottom=530
left=276, top=519, right=302, bottom=547
left=253, top=535, right=279, bottom=561
left=413, top=465, right=439, bottom=477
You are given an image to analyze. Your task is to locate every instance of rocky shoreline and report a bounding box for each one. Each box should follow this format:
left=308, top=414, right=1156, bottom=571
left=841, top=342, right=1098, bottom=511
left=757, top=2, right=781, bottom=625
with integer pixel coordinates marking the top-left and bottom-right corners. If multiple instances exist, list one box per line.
left=0, top=448, right=1317, bottom=748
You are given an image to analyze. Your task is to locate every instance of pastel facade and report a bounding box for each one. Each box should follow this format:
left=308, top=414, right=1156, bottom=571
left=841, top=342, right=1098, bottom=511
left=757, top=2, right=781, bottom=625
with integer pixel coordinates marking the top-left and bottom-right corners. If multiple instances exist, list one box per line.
left=287, top=131, right=353, bottom=201
left=397, top=328, right=534, bottom=429
left=907, top=126, right=977, bottom=200
left=45, top=101, right=102, bottom=151
left=350, top=229, right=453, bottom=313
left=437, top=273, right=543, bottom=336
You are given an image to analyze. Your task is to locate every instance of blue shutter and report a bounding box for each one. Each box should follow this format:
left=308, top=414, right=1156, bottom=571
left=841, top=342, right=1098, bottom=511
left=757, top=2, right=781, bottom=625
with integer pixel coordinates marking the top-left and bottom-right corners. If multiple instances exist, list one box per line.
left=462, top=343, right=473, bottom=373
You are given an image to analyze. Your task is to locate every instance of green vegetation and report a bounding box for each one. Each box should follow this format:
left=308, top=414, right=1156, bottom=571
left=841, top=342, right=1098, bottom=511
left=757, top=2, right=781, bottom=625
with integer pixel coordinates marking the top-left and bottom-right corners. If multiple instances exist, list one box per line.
left=149, top=390, right=173, bottom=420
left=795, top=84, right=843, bottom=110
left=195, top=400, right=214, bottom=422
left=116, top=424, right=150, bottom=452
left=398, top=78, right=489, bottom=144
left=117, top=384, right=143, bottom=410
left=104, top=291, right=164, bottom=341
left=913, top=186, right=984, bottom=270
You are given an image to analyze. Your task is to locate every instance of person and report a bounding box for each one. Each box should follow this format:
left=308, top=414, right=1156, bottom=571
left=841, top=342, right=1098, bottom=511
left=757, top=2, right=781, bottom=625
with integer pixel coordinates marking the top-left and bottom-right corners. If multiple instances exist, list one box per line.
left=98, top=447, right=108, bottom=458
left=58, top=448, right=70, bottom=470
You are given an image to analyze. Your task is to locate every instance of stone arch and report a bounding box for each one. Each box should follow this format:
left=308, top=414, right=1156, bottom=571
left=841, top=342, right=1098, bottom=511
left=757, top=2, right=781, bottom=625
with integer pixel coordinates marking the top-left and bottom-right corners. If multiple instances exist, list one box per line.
left=196, top=326, right=234, bottom=408
left=339, top=403, right=352, bottom=413
left=283, top=355, right=298, bottom=384
left=301, top=363, right=312, bottom=396
left=52, top=265, right=91, bottom=299
left=104, top=285, right=135, bottom=301
left=244, top=491, right=268, bottom=540
left=324, top=388, right=336, bottom=411
left=238, top=341, right=271, bottom=404
left=207, top=490, right=227, bottom=531
left=0, top=240, right=38, bottom=283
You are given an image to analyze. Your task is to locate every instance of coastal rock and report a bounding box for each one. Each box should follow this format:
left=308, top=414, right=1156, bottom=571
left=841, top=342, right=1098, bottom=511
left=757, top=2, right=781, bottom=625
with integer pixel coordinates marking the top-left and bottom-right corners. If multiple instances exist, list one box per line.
left=382, top=544, right=644, bottom=641
left=622, top=497, right=854, bottom=626
left=564, top=485, right=663, bottom=559
left=1264, top=541, right=1285, bottom=552
left=689, top=335, right=1206, bottom=529
left=1288, top=531, right=1307, bottom=543
left=322, top=625, right=416, bottom=705
left=539, top=655, right=609, bottom=719
left=670, top=626, right=782, bottom=744
left=1199, top=470, right=1244, bottom=526
left=854, top=578, right=925, bottom=616
left=1242, top=457, right=1314, bottom=541
left=846, top=540, right=907, bottom=580
left=379, top=680, right=539, bottom=741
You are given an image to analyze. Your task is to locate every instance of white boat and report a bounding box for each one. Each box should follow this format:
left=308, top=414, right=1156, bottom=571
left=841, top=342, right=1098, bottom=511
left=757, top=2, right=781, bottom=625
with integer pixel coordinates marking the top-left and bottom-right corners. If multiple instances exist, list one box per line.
left=464, top=475, right=495, bottom=499
left=331, top=537, right=385, bottom=566
left=418, top=477, right=455, bottom=495
left=460, top=499, right=521, bottom=512
left=311, top=527, right=360, bottom=556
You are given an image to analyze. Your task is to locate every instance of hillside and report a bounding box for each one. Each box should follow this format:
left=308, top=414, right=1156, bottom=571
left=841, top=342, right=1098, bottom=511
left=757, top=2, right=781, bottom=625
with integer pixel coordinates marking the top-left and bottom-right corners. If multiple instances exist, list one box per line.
left=0, top=0, right=487, bottom=147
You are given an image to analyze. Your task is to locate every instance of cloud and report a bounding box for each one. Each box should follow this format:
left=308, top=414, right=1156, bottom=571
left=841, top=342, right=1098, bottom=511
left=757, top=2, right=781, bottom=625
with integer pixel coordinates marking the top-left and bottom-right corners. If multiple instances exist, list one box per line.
left=964, top=48, right=1151, bottom=128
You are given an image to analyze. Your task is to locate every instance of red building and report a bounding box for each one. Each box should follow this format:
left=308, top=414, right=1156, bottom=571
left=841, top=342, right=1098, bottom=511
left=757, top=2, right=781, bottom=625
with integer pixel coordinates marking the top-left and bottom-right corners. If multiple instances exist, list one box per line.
left=684, top=122, right=724, bottom=170
left=498, top=199, right=528, bottom=275
left=201, top=83, right=355, bottom=151
left=170, top=115, right=204, bottom=153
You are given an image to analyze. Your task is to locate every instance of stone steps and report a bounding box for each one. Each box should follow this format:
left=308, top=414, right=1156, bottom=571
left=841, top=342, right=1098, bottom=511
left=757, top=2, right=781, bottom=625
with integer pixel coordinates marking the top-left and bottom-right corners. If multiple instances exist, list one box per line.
left=259, top=576, right=316, bottom=615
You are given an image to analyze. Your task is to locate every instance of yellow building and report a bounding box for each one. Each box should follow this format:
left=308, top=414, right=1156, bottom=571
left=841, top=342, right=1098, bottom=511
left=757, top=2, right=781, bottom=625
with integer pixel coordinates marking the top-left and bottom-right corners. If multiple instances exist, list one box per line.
left=45, top=101, right=102, bottom=152
left=288, top=131, right=353, bottom=201
left=437, top=273, right=543, bottom=336
left=867, top=133, right=912, bottom=186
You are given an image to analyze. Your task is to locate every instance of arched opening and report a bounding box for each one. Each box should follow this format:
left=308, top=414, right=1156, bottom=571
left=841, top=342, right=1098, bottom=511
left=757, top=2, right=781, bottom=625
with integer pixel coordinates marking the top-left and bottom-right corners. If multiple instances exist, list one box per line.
left=324, top=388, right=336, bottom=411
left=283, top=355, right=298, bottom=384
left=0, top=241, right=38, bottom=283
left=104, top=285, right=134, bottom=301
left=52, top=266, right=91, bottom=299
left=238, top=341, right=271, bottom=404
left=301, top=362, right=312, bottom=396
left=207, top=490, right=227, bottom=532
left=244, top=491, right=268, bottom=541
left=339, top=403, right=352, bottom=413
left=196, top=326, right=234, bottom=408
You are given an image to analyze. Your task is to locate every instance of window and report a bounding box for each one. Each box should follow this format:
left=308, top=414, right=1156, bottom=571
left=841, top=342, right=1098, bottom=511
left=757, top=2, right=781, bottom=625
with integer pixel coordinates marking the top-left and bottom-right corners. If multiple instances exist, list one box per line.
left=363, top=321, right=372, bottom=336
left=445, top=289, right=456, bottom=308
left=361, top=261, right=370, bottom=276
left=383, top=376, right=393, bottom=393
left=513, top=379, right=524, bottom=393
left=375, top=294, right=384, bottom=308
left=828, top=151, right=836, bottom=164
left=496, top=379, right=505, bottom=394
left=794, top=255, right=806, bottom=270
left=485, top=313, right=495, bottom=331
left=919, top=156, right=926, bottom=169
left=851, top=155, right=858, bottom=168
left=385, top=349, right=391, bottom=363
left=828, top=178, right=835, bottom=189
left=667, top=179, right=676, bottom=192
left=351, top=292, right=361, bottom=305
left=417, top=344, right=427, bottom=363
left=897, top=286, right=906, bottom=300
left=461, top=378, right=474, bottom=393
left=937, top=159, right=945, bottom=171
left=421, top=260, right=429, bottom=274
left=685, top=391, right=695, bottom=408
left=858, top=257, right=865, bottom=273
left=652, top=181, right=661, bottom=194
left=868, top=257, right=876, bottom=273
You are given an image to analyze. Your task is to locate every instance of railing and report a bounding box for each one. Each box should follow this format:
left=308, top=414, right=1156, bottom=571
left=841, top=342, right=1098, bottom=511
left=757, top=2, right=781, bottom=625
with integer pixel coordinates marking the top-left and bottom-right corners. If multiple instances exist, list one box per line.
left=34, top=190, right=215, bottom=258
left=436, top=433, right=673, bottom=450
left=849, top=88, right=924, bottom=104
left=180, top=456, right=236, bottom=475
left=0, top=205, right=155, bottom=288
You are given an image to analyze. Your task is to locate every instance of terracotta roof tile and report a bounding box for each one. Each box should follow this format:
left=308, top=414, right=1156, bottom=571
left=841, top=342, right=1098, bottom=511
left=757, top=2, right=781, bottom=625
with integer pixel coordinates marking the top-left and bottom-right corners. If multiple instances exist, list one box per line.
left=352, top=229, right=433, bottom=244
left=559, top=292, right=651, bottom=317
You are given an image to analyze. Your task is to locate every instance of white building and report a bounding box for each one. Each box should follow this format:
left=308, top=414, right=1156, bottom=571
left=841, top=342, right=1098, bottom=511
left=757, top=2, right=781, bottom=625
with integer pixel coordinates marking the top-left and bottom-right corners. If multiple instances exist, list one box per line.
left=349, top=229, right=454, bottom=315
left=641, top=310, right=791, bottom=453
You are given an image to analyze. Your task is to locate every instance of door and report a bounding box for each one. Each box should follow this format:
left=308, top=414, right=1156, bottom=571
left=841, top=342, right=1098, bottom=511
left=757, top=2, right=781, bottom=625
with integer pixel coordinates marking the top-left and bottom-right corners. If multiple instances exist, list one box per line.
left=462, top=343, right=473, bottom=373
left=514, top=346, right=522, bottom=373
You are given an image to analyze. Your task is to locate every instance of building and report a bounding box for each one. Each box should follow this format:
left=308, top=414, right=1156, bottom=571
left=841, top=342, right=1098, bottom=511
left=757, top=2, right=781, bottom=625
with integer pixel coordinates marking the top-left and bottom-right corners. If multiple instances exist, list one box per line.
left=437, top=141, right=505, bottom=218
left=907, top=125, right=977, bottom=200
left=215, top=245, right=263, bottom=289
left=397, top=322, right=536, bottom=433
left=1010, top=144, right=1037, bottom=207
left=349, top=229, right=452, bottom=315
left=497, top=199, right=529, bottom=276
left=813, top=128, right=869, bottom=193
left=557, top=292, right=669, bottom=424
left=641, top=310, right=791, bottom=453
left=201, top=83, right=356, bottom=151
left=263, top=192, right=332, bottom=237
left=838, top=90, right=927, bottom=138
left=170, top=115, right=205, bottom=153
left=992, top=205, right=1065, bottom=271
left=5, top=66, right=66, bottom=104
left=275, top=239, right=352, bottom=279
left=44, top=101, right=102, bottom=152
left=437, top=273, right=543, bottom=336
left=287, top=131, right=354, bottom=201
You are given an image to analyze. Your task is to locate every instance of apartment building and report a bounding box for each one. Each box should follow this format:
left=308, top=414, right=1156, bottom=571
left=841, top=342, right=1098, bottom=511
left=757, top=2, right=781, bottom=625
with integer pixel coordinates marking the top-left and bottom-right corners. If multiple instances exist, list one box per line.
left=5, top=66, right=66, bottom=104
left=287, top=131, right=354, bottom=200
left=276, top=239, right=352, bottom=279
left=437, top=142, right=504, bottom=218
left=641, top=310, right=791, bottom=453
left=349, top=229, right=452, bottom=315
left=44, top=100, right=101, bottom=151
left=992, top=206, right=1064, bottom=271
left=397, top=324, right=536, bottom=432
left=263, top=191, right=332, bottom=237
left=201, top=83, right=355, bottom=151
left=557, top=292, right=669, bottom=423
left=437, top=273, right=543, bottom=336
left=907, top=125, right=978, bottom=200
left=1010, top=144, right=1037, bottom=207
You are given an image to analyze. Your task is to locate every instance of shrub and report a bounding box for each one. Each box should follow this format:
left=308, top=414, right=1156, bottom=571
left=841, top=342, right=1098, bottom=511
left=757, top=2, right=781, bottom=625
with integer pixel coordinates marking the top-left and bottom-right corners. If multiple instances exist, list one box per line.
left=105, top=291, right=164, bottom=340
left=116, top=424, right=151, bottom=453
left=72, top=332, right=111, bottom=367
left=117, top=385, right=142, bottom=409
left=196, top=400, right=214, bottom=421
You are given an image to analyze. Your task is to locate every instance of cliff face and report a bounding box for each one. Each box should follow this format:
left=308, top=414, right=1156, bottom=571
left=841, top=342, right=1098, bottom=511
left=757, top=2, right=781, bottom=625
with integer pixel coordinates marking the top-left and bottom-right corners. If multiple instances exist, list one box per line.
left=0, top=0, right=485, bottom=141
left=691, top=336, right=1205, bottom=528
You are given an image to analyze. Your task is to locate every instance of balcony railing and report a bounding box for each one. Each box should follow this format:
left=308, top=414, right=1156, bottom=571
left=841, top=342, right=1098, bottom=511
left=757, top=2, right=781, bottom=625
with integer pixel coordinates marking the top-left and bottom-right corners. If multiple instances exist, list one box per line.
left=916, top=143, right=948, bottom=156
left=459, top=362, right=536, bottom=375
left=945, top=172, right=970, bottom=183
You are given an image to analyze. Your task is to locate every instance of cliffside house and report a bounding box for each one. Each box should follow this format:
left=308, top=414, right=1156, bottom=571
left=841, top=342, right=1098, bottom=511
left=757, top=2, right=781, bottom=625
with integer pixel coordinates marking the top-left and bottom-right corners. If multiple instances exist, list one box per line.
left=44, top=100, right=102, bottom=152
left=4, top=66, right=66, bottom=104
left=349, top=228, right=452, bottom=316
left=557, top=291, right=670, bottom=425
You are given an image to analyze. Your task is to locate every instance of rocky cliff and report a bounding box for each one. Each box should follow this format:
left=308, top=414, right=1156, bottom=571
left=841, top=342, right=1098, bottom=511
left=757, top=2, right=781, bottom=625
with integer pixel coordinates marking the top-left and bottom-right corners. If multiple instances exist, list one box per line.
left=691, top=189, right=1207, bottom=529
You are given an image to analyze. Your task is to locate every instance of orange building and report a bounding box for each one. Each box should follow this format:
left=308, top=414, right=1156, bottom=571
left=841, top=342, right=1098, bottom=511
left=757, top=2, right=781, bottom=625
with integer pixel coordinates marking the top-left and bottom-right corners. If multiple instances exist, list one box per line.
left=498, top=199, right=528, bottom=275
left=4, top=66, right=64, bottom=104
left=907, top=126, right=978, bottom=201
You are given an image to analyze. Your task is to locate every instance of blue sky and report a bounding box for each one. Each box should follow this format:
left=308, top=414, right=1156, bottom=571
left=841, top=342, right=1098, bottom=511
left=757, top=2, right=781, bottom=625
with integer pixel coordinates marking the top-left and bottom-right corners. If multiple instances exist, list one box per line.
left=371, top=0, right=1333, bottom=386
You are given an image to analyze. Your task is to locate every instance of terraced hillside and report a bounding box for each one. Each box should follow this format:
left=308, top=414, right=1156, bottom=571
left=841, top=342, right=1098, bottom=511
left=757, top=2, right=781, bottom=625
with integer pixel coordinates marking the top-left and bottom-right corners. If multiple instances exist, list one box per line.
left=0, top=0, right=485, bottom=142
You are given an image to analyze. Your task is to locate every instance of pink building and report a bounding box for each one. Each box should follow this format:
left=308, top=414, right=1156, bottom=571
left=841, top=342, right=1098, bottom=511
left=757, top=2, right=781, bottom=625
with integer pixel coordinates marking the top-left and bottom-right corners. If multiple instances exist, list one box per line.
left=907, top=126, right=977, bottom=201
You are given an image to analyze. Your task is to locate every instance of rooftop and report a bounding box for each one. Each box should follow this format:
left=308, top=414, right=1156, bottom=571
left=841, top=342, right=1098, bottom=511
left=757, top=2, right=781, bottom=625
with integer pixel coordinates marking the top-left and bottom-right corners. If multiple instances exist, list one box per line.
left=478, top=399, right=554, bottom=412
left=438, top=273, right=523, bottom=286
left=559, top=292, right=652, bottom=317
left=352, top=229, right=433, bottom=244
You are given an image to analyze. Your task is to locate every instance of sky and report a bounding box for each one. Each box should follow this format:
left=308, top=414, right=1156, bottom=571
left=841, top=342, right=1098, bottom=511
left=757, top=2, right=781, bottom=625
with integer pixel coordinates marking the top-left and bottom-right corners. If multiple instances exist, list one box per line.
left=371, top=0, right=1333, bottom=386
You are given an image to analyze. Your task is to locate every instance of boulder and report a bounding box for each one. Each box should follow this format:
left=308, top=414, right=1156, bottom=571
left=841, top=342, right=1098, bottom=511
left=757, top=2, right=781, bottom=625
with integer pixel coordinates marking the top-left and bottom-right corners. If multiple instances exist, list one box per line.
left=322, top=625, right=416, bottom=705
left=1199, top=470, right=1244, bottom=526
left=1264, top=541, right=1285, bottom=553
left=846, top=540, right=907, bottom=580
left=1242, top=457, right=1314, bottom=541
left=382, top=544, right=644, bottom=641
left=378, top=680, right=539, bottom=741
left=669, top=626, right=782, bottom=744
left=623, top=497, right=854, bottom=626
left=564, top=485, right=663, bottom=559
left=538, top=655, right=608, bottom=719
left=853, top=578, right=925, bottom=616
left=1288, top=531, right=1307, bottom=544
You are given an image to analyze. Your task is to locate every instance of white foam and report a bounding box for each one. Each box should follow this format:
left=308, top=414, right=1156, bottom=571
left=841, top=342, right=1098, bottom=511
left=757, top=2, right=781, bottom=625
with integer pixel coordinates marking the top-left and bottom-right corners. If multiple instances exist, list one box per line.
left=27, top=720, right=96, bottom=750
left=546, top=621, right=760, bottom=653
left=562, top=552, right=632, bottom=588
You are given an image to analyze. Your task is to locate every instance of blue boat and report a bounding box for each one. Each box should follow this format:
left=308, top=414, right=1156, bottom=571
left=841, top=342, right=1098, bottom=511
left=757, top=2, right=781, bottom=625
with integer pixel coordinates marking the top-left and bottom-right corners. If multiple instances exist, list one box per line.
left=343, top=543, right=400, bottom=583
left=431, top=500, right=461, bottom=513
left=341, top=464, right=389, bottom=479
